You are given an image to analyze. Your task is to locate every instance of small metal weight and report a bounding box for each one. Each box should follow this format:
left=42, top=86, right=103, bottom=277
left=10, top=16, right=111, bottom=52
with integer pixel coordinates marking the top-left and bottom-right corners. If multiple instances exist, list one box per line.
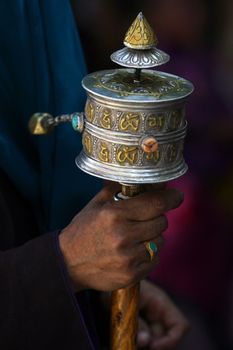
left=29, top=12, right=194, bottom=350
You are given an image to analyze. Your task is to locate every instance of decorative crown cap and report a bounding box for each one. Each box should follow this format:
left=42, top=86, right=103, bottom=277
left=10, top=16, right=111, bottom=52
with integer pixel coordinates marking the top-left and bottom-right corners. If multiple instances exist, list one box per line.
left=111, top=12, right=169, bottom=69
left=124, top=12, right=158, bottom=50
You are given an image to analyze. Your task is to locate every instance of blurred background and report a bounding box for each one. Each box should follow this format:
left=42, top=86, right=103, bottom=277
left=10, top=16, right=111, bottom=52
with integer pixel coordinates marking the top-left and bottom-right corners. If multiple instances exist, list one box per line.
left=72, top=0, right=233, bottom=349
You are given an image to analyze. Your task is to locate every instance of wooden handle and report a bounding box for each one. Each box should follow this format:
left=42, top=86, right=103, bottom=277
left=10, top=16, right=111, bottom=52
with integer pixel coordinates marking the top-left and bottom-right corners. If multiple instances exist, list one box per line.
left=111, top=284, right=140, bottom=350
left=110, top=184, right=142, bottom=350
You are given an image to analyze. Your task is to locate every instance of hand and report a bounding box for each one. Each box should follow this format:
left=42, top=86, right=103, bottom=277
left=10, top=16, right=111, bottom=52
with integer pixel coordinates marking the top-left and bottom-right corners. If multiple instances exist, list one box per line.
left=59, top=184, right=183, bottom=292
left=138, top=280, right=189, bottom=349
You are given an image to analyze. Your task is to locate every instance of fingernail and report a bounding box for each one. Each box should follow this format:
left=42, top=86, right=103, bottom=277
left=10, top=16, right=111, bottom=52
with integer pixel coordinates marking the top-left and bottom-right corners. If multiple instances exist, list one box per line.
left=138, top=331, right=150, bottom=345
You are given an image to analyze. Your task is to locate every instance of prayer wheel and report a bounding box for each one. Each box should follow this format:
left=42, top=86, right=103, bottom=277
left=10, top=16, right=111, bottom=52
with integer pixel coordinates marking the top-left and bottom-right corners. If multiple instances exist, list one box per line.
left=29, top=12, right=194, bottom=350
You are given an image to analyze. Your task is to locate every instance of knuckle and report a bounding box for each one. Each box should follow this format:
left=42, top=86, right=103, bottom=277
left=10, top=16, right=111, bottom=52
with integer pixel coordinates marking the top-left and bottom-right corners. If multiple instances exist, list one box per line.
left=100, top=204, right=121, bottom=224
left=155, top=235, right=165, bottom=250
left=98, top=206, right=110, bottom=221
left=153, top=194, right=166, bottom=211
left=160, top=215, right=168, bottom=231
left=169, top=189, right=184, bottom=208
left=151, top=216, right=168, bottom=238
left=110, top=231, right=125, bottom=251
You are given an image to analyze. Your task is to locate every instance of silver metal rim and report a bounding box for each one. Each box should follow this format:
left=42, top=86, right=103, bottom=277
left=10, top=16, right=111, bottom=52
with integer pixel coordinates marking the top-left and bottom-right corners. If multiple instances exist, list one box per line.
left=82, top=69, right=194, bottom=104
left=76, top=151, right=188, bottom=184
left=84, top=121, right=187, bottom=145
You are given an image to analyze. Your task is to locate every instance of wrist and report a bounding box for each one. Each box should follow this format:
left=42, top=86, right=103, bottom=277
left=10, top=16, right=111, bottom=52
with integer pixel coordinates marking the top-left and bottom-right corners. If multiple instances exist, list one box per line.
left=59, top=230, right=85, bottom=293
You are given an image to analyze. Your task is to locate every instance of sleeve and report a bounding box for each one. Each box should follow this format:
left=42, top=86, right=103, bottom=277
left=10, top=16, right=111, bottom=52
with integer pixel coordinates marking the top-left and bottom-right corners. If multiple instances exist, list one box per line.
left=0, top=232, right=95, bottom=350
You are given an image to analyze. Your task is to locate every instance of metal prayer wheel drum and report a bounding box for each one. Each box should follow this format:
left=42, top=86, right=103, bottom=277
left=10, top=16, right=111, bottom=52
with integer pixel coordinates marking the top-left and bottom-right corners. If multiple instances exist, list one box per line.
left=77, top=68, right=193, bottom=184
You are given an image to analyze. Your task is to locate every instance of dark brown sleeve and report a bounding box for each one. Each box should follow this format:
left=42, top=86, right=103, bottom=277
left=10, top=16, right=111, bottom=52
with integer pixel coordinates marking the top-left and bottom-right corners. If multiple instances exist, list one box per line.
left=0, top=232, right=96, bottom=350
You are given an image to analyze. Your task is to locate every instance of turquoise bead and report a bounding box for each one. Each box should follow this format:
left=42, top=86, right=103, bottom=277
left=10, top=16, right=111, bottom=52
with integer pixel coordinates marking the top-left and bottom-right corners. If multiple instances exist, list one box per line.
left=71, top=114, right=79, bottom=131
left=149, top=242, right=158, bottom=253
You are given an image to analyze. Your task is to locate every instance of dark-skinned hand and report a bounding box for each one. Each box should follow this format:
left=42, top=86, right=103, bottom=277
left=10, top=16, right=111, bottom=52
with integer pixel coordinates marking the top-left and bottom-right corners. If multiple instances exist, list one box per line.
left=59, top=183, right=183, bottom=292
left=137, top=280, right=189, bottom=350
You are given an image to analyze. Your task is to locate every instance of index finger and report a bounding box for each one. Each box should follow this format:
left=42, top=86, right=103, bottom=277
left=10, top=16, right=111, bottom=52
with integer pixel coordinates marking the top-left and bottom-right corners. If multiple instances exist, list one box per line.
left=116, top=189, right=184, bottom=221
left=150, top=324, right=188, bottom=350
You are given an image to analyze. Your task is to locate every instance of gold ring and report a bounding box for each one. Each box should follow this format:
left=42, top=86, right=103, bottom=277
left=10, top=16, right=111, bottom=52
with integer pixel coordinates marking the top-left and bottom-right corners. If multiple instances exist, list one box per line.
left=144, top=242, right=158, bottom=261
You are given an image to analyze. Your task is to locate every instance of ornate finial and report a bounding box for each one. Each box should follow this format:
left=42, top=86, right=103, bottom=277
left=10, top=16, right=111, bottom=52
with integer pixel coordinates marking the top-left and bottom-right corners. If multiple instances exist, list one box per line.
left=28, top=113, right=54, bottom=135
left=111, top=12, right=170, bottom=69
left=124, top=12, right=158, bottom=50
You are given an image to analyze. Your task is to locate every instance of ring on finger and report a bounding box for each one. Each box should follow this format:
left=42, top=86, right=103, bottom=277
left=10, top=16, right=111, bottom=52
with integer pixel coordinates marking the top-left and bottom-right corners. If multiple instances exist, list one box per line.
left=113, top=191, right=130, bottom=201
left=144, top=241, right=158, bottom=262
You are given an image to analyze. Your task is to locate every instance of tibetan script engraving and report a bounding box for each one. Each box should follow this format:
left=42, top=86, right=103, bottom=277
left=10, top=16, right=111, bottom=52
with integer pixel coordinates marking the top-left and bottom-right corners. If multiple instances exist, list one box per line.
left=99, top=142, right=110, bottom=163
left=100, top=108, right=112, bottom=129
left=119, top=113, right=140, bottom=132
left=116, top=146, right=139, bottom=165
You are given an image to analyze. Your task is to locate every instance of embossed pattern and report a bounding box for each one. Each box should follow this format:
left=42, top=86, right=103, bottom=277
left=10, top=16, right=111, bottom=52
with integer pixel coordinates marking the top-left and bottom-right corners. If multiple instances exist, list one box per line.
left=90, top=70, right=192, bottom=100
left=85, top=98, right=185, bottom=133
left=111, top=47, right=170, bottom=69
left=81, top=130, right=184, bottom=168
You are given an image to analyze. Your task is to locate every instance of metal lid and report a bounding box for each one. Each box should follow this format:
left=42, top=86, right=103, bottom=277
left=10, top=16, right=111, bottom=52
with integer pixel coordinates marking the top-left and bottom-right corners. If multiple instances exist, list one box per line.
left=83, top=13, right=193, bottom=104
left=82, top=68, right=194, bottom=104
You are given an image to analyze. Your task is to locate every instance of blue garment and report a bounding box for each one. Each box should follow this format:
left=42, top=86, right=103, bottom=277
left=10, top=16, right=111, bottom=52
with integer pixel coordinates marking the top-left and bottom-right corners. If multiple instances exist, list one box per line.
left=0, top=0, right=102, bottom=231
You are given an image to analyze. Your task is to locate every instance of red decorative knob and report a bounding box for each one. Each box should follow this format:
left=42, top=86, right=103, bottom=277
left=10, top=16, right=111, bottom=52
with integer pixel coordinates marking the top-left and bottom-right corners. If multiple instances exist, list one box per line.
left=140, top=136, right=158, bottom=153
